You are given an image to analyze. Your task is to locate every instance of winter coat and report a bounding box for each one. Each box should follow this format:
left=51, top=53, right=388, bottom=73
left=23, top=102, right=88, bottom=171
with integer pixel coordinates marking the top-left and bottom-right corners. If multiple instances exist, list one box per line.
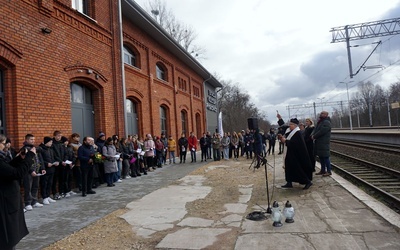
left=78, top=143, right=95, bottom=168
left=199, top=136, right=208, bottom=149
left=311, top=117, right=331, bottom=157
left=284, top=130, right=313, bottom=183
left=64, top=145, right=76, bottom=167
left=69, top=141, right=82, bottom=167
left=39, top=143, right=56, bottom=174
left=102, top=145, right=118, bottom=174
left=144, top=139, right=155, bottom=157
left=155, top=140, right=164, bottom=154
left=0, top=151, right=34, bottom=249
left=52, top=139, right=66, bottom=163
left=221, top=136, right=230, bottom=149
left=119, top=142, right=132, bottom=160
left=188, top=135, right=198, bottom=151
left=178, top=137, right=188, bottom=153
left=244, top=133, right=254, bottom=151
left=268, top=132, right=276, bottom=145
left=167, top=138, right=176, bottom=152
left=212, top=137, right=221, bottom=149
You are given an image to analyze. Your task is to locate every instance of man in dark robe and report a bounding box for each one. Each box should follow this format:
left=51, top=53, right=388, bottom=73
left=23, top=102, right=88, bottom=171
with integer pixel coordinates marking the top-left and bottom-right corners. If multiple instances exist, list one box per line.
left=277, top=116, right=313, bottom=190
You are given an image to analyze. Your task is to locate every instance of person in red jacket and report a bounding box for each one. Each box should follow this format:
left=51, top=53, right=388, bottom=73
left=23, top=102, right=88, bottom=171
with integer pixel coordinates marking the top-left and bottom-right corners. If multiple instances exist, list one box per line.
left=188, top=132, right=198, bottom=163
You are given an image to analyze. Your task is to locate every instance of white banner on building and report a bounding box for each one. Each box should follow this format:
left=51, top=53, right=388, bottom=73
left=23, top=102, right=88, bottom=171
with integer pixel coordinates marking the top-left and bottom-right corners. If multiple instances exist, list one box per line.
left=218, top=112, right=224, bottom=136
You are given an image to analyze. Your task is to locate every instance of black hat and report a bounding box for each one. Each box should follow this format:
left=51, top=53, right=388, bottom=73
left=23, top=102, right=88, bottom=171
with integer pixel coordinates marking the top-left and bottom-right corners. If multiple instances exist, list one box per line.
left=290, top=118, right=299, bottom=125
left=6, top=138, right=11, bottom=144
left=61, top=136, right=68, bottom=143
left=44, top=136, right=53, bottom=144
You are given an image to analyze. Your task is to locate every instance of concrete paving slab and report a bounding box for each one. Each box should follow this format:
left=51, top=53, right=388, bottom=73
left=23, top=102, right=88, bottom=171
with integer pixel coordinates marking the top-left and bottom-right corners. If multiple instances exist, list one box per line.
left=121, top=175, right=212, bottom=238
left=220, top=214, right=243, bottom=227
left=235, top=233, right=314, bottom=250
left=205, top=164, right=229, bottom=172
left=156, top=228, right=231, bottom=249
left=177, top=217, right=214, bottom=227
left=221, top=203, right=248, bottom=214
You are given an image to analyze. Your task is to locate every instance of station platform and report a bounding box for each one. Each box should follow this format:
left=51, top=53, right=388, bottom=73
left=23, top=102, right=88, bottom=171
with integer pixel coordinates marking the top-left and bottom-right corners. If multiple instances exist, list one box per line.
left=331, top=128, right=400, bottom=145
left=19, top=153, right=400, bottom=249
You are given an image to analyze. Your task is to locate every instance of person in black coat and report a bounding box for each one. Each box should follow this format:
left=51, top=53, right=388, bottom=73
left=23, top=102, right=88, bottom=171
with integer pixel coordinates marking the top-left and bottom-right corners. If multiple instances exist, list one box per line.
left=78, top=137, right=97, bottom=197
left=199, top=133, right=208, bottom=162
left=267, top=128, right=276, bottom=155
left=178, top=133, right=188, bottom=163
left=303, top=118, right=315, bottom=172
left=0, top=134, right=36, bottom=250
left=278, top=117, right=313, bottom=190
left=40, top=137, right=59, bottom=205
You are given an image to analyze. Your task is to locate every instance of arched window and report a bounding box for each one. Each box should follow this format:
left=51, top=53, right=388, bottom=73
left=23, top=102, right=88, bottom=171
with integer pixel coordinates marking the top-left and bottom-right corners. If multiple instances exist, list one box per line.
left=126, top=99, right=139, bottom=135
left=196, top=113, right=201, bottom=138
left=123, top=46, right=137, bottom=67
left=181, top=110, right=187, bottom=136
left=70, top=82, right=92, bottom=104
left=126, top=99, right=136, bottom=114
left=160, top=106, right=167, bottom=136
left=156, top=62, right=167, bottom=81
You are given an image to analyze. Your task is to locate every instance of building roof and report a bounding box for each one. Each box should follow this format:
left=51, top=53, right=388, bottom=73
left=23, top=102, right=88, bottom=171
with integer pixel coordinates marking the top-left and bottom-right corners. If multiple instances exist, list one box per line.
left=122, top=0, right=223, bottom=88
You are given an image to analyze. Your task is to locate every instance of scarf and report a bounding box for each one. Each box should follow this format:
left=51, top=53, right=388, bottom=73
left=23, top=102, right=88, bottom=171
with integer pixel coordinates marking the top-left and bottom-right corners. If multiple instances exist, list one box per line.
left=286, top=127, right=300, bottom=140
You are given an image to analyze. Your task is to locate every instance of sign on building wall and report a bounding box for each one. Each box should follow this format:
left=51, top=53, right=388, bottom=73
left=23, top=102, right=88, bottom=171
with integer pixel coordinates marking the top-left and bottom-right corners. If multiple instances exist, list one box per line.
left=206, top=89, right=217, bottom=112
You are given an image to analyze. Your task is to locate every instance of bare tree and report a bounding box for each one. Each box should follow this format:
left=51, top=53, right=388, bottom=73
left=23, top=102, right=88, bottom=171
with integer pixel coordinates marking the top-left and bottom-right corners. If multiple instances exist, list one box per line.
left=217, top=80, right=271, bottom=133
left=144, top=0, right=206, bottom=58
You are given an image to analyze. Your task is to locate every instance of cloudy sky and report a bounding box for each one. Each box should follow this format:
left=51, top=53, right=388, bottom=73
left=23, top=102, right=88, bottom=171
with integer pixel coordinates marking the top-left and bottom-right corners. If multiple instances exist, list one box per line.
left=134, top=0, right=400, bottom=124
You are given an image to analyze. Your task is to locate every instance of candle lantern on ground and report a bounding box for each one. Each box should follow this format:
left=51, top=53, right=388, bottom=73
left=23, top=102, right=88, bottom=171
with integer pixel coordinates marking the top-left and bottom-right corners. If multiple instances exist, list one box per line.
left=271, top=200, right=283, bottom=227
left=283, top=200, right=295, bottom=223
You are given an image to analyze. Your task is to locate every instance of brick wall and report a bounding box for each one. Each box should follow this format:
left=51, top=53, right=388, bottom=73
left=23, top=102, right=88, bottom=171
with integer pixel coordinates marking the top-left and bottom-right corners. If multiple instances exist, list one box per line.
left=0, top=0, right=207, bottom=146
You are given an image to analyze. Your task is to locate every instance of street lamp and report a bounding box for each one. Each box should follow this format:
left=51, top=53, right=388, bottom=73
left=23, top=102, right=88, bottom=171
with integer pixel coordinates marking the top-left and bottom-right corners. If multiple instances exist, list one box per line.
left=340, top=81, right=354, bottom=130
left=317, top=97, right=325, bottom=112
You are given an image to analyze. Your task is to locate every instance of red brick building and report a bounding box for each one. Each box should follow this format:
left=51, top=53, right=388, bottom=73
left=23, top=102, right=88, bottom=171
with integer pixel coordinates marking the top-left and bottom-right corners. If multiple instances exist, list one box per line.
left=0, top=0, right=221, bottom=145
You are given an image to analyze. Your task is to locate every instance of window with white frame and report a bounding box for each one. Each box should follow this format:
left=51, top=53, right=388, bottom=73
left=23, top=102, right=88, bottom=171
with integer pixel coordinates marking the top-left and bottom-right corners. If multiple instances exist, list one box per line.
left=72, top=0, right=88, bottom=15
left=123, top=46, right=137, bottom=67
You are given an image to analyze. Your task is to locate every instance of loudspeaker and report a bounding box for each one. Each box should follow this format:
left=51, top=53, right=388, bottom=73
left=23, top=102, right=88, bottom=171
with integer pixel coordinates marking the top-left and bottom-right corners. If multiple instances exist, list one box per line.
left=247, top=118, right=258, bottom=130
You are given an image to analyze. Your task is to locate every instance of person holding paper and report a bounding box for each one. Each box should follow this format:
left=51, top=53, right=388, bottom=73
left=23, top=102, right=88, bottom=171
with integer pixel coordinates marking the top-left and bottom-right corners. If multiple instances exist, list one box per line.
left=51, top=130, right=66, bottom=201
left=102, top=137, right=118, bottom=187
left=154, top=136, right=164, bottom=168
left=60, top=136, right=75, bottom=198
left=78, top=137, right=96, bottom=197
left=199, top=133, right=208, bottom=162
left=21, top=134, right=45, bottom=211
left=178, top=133, right=188, bottom=164
left=39, top=137, right=59, bottom=205
left=188, top=132, right=197, bottom=163
left=144, top=134, right=155, bottom=170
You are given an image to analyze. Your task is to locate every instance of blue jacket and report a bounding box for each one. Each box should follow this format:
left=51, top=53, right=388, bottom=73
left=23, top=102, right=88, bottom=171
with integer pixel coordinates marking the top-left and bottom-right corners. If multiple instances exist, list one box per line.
left=78, top=143, right=95, bottom=168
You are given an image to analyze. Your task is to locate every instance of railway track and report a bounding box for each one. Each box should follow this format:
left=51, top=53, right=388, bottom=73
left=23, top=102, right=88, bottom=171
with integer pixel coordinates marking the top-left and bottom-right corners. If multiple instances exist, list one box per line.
left=331, top=139, right=400, bottom=154
left=330, top=150, right=400, bottom=213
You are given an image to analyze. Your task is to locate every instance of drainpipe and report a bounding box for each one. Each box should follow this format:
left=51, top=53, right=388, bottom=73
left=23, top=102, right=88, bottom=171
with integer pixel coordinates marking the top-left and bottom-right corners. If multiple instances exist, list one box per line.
left=118, top=0, right=128, bottom=136
left=202, top=74, right=212, bottom=132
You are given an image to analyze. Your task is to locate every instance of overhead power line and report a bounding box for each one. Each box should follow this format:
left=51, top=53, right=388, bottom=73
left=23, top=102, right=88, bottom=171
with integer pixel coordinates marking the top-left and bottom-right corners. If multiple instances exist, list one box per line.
left=330, top=17, right=400, bottom=79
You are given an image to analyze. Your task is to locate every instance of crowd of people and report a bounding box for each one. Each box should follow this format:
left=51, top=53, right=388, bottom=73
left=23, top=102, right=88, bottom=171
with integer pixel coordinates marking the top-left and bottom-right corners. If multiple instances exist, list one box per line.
left=0, top=111, right=332, bottom=248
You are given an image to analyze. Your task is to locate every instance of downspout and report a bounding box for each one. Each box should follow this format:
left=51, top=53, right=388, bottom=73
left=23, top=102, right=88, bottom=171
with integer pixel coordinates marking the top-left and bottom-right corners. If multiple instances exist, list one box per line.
left=202, top=74, right=212, bottom=132
left=118, top=0, right=128, bottom=135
